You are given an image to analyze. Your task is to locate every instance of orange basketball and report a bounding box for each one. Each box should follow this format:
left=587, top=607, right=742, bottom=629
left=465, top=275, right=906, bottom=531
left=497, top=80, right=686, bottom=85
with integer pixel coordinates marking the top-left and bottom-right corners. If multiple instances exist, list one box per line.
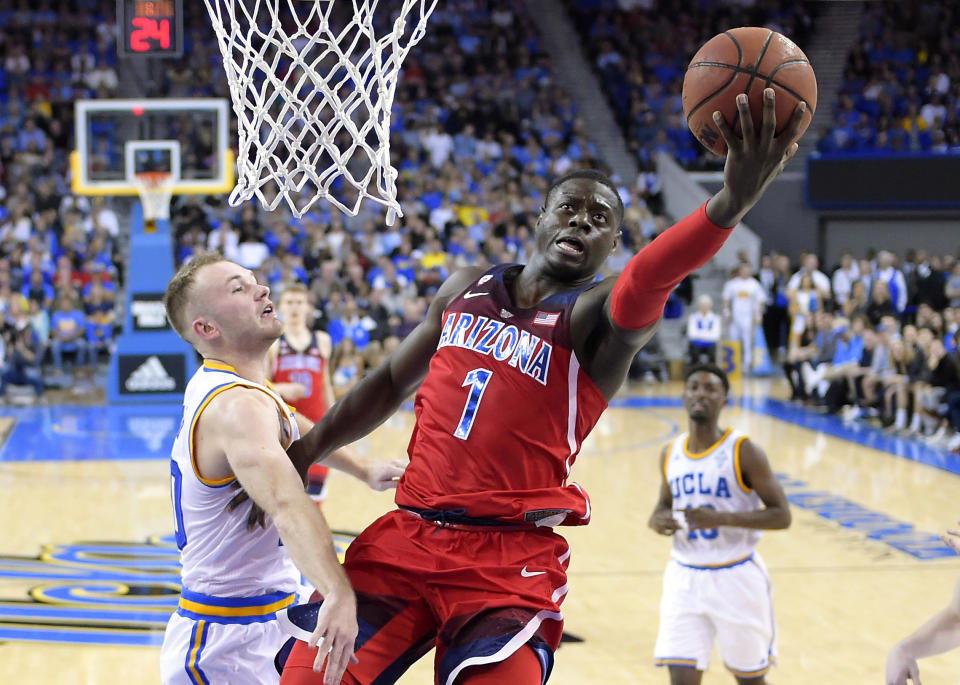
left=682, top=27, right=818, bottom=156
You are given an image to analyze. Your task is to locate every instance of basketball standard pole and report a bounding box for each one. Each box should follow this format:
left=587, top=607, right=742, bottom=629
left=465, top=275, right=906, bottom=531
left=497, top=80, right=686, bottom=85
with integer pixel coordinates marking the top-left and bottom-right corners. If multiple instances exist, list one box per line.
left=106, top=201, right=197, bottom=404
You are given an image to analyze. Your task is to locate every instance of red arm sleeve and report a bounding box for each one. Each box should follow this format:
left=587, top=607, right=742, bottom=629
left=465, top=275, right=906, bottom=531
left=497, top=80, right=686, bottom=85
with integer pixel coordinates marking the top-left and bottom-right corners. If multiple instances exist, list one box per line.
left=609, top=202, right=733, bottom=330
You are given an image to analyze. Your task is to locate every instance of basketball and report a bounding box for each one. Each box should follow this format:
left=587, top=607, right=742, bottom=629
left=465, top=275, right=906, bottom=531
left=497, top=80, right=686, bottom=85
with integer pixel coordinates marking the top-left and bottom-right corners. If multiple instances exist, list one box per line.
left=682, top=27, right=818, bottom=156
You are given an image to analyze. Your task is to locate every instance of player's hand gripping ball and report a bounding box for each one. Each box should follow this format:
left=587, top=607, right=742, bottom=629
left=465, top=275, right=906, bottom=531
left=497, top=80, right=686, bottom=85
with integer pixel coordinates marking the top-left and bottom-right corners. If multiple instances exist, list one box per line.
left=682, top=26, right=817, bottom=156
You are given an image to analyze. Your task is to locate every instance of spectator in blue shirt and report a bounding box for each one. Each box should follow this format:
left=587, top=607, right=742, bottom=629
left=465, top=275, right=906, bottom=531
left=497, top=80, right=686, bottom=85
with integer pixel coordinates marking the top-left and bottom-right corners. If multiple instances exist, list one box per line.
left=49, top=294, right=89, bottom=379
left=21, top=269, right=54, bottom=310
left=84, top=281, right=114, bottom=364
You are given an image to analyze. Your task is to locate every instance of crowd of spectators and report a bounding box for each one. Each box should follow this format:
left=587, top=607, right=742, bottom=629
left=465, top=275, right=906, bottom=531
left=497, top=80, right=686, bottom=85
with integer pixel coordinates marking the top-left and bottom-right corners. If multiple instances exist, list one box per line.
left=3, top=0, right=959, bottom=451
left=818, top=0, right=960, bottom=156
left=565, top=0, right=816, bottom=170
left=696, top=247, right=960, bottom=451
left=0, top=0, right=123, bottom=402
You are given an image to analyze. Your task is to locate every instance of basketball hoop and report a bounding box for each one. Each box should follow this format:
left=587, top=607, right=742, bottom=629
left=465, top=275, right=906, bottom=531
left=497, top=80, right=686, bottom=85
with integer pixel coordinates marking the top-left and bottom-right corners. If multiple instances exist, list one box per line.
left=133, top=171, right=175, bottom=222
left=203, top=0, right=438, bottom=225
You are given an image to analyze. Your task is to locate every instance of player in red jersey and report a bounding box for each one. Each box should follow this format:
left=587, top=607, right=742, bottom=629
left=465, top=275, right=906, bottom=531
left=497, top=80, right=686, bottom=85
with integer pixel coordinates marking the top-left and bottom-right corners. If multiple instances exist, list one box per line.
left=267, top=283, right=337, bottom=503
left=234, top=92, right=805, bottom=684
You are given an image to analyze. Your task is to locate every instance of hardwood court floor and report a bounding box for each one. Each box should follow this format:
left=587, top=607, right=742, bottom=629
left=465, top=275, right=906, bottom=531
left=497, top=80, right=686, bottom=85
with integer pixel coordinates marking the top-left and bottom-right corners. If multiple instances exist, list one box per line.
left=1, top=380, right=959, bottom=684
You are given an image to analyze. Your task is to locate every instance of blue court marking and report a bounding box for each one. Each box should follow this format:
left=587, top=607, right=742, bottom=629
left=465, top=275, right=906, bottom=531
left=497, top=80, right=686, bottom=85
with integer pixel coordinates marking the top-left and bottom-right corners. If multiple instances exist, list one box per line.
left=776, top=475, right=955, bottom=560
left=0, top=625, right=165, bottom=646
left=0, top=404, right=182, bottom=462
left=0, top=603, right=173, bottom=624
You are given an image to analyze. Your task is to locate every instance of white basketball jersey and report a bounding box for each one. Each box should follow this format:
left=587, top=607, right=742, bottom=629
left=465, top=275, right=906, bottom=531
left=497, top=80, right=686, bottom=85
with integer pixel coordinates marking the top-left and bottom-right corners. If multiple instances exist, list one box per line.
left=170, top=360, right=301, bottom=596
left=665, top=428, right=762, bottom=567
left=723, top=277, right=765, bottom=321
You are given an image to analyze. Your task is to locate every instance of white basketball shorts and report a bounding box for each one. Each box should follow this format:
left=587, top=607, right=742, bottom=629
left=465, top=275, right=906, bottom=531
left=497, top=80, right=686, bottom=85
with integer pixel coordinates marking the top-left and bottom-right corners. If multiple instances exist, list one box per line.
left=653, top=553, right=776, bottom=678
left=160, top=589, right=298, bottom=685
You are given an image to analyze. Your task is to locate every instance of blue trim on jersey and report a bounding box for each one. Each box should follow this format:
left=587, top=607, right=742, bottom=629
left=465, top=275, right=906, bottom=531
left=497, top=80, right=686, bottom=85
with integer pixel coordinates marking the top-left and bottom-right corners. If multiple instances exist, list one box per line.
left=488, top=263, right=596, bottom=308
left=437, top=633, right=551, bottom=685
left=184, top=620, right=211, bottom=685
left=654, top=656, right=700, bottom=668
left=201, top=362, right=240, bottom=376
left=176, top=589, right=298, bottom=624
left=673, top=553, right=754, bottom=570
left=179, top=588, right=294, bottom=608
left=176, top=607, right=283, bottom=625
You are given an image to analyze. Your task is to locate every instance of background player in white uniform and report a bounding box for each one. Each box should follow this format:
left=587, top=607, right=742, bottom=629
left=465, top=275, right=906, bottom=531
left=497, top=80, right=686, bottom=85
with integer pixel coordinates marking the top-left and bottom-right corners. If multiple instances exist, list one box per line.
left=159, top=253, right=403, bottom=685
left=648, top=363, right=791, bottom=684
left=722, top=263, right=766, bottom=374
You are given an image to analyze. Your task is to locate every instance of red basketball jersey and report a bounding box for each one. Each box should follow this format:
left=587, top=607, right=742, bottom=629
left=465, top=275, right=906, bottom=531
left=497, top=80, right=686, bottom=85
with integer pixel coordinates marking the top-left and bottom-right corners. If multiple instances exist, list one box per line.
left=272, top=332, right=328, bottom=422
left=396, top=264, right=608, bottom=527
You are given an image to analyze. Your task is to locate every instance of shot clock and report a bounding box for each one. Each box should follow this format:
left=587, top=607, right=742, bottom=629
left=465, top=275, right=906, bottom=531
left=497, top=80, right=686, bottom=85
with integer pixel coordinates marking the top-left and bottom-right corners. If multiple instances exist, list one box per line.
left=118, top=0, right=184, bottom=58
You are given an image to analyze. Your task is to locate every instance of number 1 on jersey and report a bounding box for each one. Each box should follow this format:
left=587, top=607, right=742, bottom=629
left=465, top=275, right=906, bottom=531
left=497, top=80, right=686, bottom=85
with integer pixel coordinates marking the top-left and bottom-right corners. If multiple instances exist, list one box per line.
left=454, top=368, right=493, bottom=440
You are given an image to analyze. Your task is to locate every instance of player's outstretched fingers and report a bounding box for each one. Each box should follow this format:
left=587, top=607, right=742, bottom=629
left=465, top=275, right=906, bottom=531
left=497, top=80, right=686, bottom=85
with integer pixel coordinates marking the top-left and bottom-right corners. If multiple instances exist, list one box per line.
left=323, top=632, right=357, bottom=685
left=309, top=616, right=330, bottom=672
left=941, top=531, right=960, bottom=554
left=760, top=88, right=776, bottom=148
left=712, top=110, right=737, bottom=153
left=778, top=100, right=807, bottom=150
left=908, top=660, right=922, bottom=685
left=735, top=93, right=755, bottom=148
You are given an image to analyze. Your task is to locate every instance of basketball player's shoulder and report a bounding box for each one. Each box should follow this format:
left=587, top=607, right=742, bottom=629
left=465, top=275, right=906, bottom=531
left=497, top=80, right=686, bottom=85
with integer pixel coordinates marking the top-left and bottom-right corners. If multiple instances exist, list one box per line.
left=734, top=434, right=768, bottom=462
left=435, top=266, right=488, bottom=303
left=204, top=382, right=277, bottom=421
left=314, top=329, right=333, bottom=357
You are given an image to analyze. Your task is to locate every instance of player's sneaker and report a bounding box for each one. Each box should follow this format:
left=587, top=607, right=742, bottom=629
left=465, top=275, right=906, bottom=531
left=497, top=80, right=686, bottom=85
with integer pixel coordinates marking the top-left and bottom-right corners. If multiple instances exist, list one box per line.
left=277, top=601, right=323, bottom=642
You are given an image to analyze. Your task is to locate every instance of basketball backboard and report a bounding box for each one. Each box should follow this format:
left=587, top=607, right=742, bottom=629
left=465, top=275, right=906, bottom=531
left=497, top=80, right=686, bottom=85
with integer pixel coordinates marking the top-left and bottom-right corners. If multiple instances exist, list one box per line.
left=71, top=98, right=234, bottom=196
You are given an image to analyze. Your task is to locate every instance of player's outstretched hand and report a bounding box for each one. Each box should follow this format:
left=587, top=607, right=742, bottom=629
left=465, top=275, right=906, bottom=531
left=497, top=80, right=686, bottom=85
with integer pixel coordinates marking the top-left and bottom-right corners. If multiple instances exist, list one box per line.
left=285, top=383, right=308, bottom=401
left=940, top=524, right=960, bottom=555
left=649, top=510, right=681, bottom=536
left=225, top=483, right=267, bottom=530
left=885, top=644, right=922, bottom=685
left=365, top=459, right=408, bottom=491
left=310, top=590, right=359, bottom=684
left=707, top=88, right=805, bottom=227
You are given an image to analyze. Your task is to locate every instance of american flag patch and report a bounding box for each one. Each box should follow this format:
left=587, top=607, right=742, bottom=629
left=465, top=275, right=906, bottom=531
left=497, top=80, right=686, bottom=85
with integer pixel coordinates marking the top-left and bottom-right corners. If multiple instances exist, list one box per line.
left=533, top=311, right=559, bottom=327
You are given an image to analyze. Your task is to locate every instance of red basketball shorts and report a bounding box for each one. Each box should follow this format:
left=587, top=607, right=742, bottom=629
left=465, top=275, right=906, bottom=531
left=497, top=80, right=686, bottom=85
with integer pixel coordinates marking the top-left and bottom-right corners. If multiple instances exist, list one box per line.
left=279, top=509, right=572, bottom=685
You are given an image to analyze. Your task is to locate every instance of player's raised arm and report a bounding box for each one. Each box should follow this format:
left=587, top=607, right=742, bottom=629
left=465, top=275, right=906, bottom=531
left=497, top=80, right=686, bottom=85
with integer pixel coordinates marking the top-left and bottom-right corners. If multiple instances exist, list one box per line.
left=318, top=330, right=337, bottom=411
left=291, top=267, right=484, bottom=469
left=684, top=438, right=791, bottom=532
left=886, top=571, right=960, bottom=685
left=203, top=388, right=357, bottom=682
left=600, top=90, right=805, bottom=346
left=291, top=411, right=406, bottom=491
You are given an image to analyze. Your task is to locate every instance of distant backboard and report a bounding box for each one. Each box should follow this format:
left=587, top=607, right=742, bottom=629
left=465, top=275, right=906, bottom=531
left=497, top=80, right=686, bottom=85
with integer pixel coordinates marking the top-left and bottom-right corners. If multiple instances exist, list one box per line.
left=71, top=98, right=234, bottom=196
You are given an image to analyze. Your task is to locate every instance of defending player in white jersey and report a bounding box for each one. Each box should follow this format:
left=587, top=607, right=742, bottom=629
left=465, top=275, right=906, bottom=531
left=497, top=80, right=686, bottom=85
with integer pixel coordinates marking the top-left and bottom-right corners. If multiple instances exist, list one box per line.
left=648, top=363, right=791, bottom=684
left=159, top=253, right=404, bottom=685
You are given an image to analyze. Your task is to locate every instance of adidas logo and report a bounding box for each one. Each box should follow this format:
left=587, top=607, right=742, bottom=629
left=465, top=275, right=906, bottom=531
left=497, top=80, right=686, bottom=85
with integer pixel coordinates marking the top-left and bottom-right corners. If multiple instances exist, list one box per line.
left=125, top=356, right=176, bottom=392
left=500, top=308, right=514, bottom=318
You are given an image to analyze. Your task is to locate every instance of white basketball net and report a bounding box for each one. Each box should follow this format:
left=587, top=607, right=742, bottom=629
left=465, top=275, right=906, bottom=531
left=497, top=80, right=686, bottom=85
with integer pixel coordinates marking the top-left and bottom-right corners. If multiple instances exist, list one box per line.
left=203, top=0, right=438, bottom=224
left=133, top=172, right=174, bottom=221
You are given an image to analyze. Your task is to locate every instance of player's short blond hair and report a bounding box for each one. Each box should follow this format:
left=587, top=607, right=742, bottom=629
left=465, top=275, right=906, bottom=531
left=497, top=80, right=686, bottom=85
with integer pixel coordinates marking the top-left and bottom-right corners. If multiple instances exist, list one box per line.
left=163, top=252, right=226, bottom=340
left=278, top=281, right=311, bottom=302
